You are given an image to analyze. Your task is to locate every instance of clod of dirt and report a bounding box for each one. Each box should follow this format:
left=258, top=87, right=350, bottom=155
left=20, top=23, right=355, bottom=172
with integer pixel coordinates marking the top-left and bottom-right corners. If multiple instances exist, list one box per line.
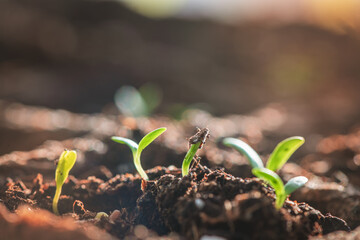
left=310, top=225, right=360, bottom=240
left=137, top=164, right=350, bottom=240
left=0, top=204, right=116, bottom=240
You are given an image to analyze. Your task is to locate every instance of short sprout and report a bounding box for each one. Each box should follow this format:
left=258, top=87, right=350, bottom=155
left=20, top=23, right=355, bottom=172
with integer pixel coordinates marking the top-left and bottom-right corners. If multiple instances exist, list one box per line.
left=223, top=136, right=307, bottom=209
left=182, top=128, right=210, bottom=177
left=182, top=141, right=201, bottom=176
left=112, top=127, right=166, bottom=180
left=53, top=150, right=77, bottom=215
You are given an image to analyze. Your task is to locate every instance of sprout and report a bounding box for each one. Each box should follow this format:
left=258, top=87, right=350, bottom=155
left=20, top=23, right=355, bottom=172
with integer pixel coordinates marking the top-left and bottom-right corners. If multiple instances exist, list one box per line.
left=252, top=168, right=308, bottom=209
left=111, top=127, right=166, bottom=180
left=222, top=136, right=304, bottom=172
left=223, top=136, right=307, bottom=209
left=182, top=141, right=201, bottom=176
left=53, top=150, right=77, bottom=215
left=182, top=128, right=210, bottom=177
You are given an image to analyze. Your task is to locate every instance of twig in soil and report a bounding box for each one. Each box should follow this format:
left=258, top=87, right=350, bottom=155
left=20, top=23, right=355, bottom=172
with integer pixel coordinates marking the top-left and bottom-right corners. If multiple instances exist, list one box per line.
left=112, top=127, right=166, bottom=180
left=53, top=150, right=77, bottom=215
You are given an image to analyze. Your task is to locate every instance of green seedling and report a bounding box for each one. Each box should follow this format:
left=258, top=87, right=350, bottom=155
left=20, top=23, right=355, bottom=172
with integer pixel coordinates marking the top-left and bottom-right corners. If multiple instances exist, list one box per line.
left=53, top=150, right=77, bottom=215
left=182, top=141, right=201, bottom=176
left=252, top=167, right=308, bottom=209
left=223, top=136, right=306, bottom=209
left=223, top=136, right=304, bottom=172
left=182, top=128, right=210, bottom=176
left=111, top=127, right=166, bottom=180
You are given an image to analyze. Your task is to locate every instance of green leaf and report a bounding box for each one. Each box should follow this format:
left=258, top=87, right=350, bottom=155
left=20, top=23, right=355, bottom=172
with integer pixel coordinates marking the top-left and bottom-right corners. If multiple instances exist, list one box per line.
left=182, top=142, right=201, bottom=176
left=55, top=150, right=77, bottom=187
left=284, top=176, right=308, bottom=195
left=136, top=127, right=166, bottom=180
left=53, top=150, right=77, bottom=215
left=223, top=138, right=264, bottom=169
left=252, top=168, right=284, bottom=193
left=138, top=127, right=167, bottom=154
left=266, top=136, right=305, bottom=172
left=252, top=167, right=286, bottom=209
left=112, top=128, right=166, bottom=180
left=111, top=136, right=139, bottom=157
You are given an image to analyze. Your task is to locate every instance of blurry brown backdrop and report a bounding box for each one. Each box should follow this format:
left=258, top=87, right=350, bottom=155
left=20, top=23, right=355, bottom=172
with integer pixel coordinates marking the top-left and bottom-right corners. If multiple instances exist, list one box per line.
left=1, top=0, right=360, bottom=153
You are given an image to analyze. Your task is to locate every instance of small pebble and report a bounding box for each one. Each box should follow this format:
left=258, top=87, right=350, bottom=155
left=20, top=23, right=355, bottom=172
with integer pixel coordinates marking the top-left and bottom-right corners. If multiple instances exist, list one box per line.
left=109, top=209, right=121, bottom=223
left=195, top=198, right=205, bottom=210
left=134, top=225, right=149, bottom=239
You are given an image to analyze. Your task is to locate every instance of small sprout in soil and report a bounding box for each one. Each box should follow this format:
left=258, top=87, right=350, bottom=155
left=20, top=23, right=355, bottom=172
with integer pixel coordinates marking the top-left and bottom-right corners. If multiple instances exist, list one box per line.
left=53, top=150, right=77, bottom=215
left=252, top=167, right=308, bottom=209
left=222, top=136, right=304, bottom=172
left=112, top=127, right=167, bottom=180
left=223, top=136, right=306, bottom=209
left=182, top=128, right=210, bottom=176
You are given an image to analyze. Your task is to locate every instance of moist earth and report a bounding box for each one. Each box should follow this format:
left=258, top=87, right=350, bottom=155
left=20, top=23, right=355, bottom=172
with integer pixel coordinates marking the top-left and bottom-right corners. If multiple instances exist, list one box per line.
left=0, top=163, right=350, bottom=239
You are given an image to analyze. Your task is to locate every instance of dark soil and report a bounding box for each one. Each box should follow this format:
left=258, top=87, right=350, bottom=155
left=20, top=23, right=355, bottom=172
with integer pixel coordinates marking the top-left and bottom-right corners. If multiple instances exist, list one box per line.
left=0, top=162, right=350, bottom=239
left=0, top=102, right=358, bottom=239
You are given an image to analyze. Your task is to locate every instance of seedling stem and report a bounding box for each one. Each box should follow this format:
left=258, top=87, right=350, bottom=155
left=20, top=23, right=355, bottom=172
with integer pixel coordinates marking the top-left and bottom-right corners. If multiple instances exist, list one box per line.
left=182, top=142, right=201, bottom=176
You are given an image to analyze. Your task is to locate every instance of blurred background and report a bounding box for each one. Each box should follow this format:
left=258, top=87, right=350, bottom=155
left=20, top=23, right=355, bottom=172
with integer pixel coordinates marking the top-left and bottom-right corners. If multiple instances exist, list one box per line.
left=1, top=0, right=360, bottom=153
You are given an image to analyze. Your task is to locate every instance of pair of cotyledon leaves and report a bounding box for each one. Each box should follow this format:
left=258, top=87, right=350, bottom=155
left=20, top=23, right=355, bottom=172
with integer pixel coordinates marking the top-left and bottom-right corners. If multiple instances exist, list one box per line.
left=223, top=137, right=308, bottom=209
left=111, top=127, right=167, bottom=180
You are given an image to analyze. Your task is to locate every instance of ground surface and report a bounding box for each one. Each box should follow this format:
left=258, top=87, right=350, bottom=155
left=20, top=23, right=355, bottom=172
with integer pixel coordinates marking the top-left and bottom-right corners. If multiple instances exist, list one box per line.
left=0, top=101, right=359, bottom=239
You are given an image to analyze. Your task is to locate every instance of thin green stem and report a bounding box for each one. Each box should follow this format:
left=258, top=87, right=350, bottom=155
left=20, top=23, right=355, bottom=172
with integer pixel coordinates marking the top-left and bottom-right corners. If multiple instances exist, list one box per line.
left=52, top=186, right=62, bottom=215
left=182, top=142, right=201, bottom=177
left=275, top=191, right=286, bottom=209
left=134, top=152, right=149, bottom=180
